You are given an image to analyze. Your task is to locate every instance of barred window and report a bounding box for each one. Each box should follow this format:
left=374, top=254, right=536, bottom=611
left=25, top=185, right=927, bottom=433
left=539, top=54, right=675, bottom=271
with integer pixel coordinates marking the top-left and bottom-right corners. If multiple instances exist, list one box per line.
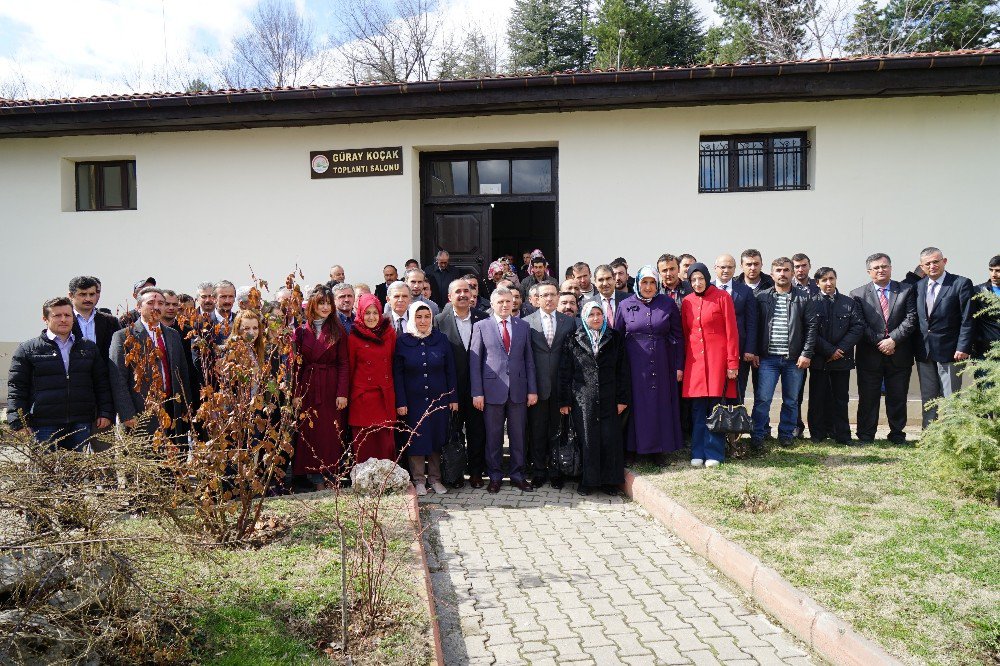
left=699, top=133, right=809, bottom=193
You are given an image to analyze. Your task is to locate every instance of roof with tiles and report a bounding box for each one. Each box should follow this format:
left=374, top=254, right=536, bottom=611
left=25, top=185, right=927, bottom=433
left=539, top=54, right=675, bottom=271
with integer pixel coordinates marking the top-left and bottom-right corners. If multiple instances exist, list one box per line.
left=2, top=48, right=999, bottom=109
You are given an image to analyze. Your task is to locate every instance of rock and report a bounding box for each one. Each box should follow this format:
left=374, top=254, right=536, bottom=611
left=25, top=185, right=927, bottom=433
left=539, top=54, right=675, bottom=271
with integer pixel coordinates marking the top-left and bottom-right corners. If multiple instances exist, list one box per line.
left=350, top=458, right=411, bottom=494
left=0, top=550, right=65, bottom=598
left=0, top=609, right=97, bottom=665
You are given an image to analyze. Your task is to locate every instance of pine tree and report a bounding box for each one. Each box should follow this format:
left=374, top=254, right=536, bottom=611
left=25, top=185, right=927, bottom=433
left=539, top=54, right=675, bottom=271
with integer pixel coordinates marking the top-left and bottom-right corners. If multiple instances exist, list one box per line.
left=656, top=0, right=707, bottom=65
left=701, top=0, right=811, bottom=63
left=846, top=0, right=1000, bottom=55
left=555, top=0, right=594, bottom=70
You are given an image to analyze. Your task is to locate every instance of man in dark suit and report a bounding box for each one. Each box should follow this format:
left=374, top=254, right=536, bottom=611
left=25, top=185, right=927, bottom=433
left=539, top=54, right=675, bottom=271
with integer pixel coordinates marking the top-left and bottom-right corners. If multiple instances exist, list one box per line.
left=808, top=268, right=864, bottom=444
left=611, top=258, right=634, bottom=294
left=734, top=249, right=775, bottom=294
left=973, top=255, right=1000, bottom=359
left=914, top=247, right=974, bottom=428
left=790, top=253, right=820, bottom=436
left=374, top=264, right=398, bottom=306
left=657, top=253, right=692, bottom=308
left=714, top=255, right=759, bottom=403
left=470, top=286, right=538, bottom=493
left=68, top=275, right=121, bottom=363
left=593, top=264, right=629, bottom=329
left=524, top=283, right=576, bottom=489
left=424, top=251, right=462, bottom=308
left=435, top=278, right=489, bottom=488
left=850, top=252, right=918, bottom=444
left=109, top=287, right=192, bottom=438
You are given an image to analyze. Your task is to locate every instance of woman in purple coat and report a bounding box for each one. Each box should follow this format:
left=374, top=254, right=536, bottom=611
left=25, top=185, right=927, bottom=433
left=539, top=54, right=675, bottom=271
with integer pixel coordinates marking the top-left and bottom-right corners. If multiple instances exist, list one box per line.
left=614, top=265, right=685, bottom=466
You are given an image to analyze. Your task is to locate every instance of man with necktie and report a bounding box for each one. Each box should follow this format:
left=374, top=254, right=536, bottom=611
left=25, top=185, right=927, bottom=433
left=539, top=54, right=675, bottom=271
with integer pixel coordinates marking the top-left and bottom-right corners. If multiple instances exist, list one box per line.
left=972, top=255, right=1000, bottom=359
left=849, top=253, right=917, bottom=443
left=714, top=255, right=758, bottom=403
left=470, top=286, right=538, bottom=493
left=593, top=264, right=629, bottom=329
left=524, top=283, right=576, bottom=488
left=914, top=247, right=974, bottom=428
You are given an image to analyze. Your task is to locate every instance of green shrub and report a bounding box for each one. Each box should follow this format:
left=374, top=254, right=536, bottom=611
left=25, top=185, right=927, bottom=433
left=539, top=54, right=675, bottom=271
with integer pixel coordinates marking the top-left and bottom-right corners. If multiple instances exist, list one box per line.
left=920, top=292, right=1000, bottom=503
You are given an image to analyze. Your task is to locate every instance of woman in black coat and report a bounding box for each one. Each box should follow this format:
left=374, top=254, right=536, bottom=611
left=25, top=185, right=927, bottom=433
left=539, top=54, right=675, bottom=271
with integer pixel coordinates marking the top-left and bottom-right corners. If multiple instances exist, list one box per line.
left=558, top=300, right=631, bottom=495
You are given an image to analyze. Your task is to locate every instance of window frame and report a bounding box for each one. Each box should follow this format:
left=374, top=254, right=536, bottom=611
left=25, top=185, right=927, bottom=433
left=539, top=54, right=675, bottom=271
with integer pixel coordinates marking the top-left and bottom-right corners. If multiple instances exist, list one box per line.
left=75, top=159, right=137, bottom=211
left=422, top=148, right=558, bottom=203
left=698, top=132, right=809, bottom=193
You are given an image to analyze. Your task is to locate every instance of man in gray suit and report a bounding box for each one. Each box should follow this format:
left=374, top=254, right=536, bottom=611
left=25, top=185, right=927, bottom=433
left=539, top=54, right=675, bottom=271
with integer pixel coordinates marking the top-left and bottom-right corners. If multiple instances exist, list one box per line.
left=470, top=286, right=538, bottom=493
left=109, top=287, right=191, bottom=438
left=524, top=283, right=576, bottom=488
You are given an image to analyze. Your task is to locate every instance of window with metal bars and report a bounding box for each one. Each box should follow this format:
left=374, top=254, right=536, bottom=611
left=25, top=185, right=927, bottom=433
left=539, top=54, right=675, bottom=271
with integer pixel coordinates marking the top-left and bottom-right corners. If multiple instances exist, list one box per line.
left=75, top=160, right=137, bottom=210
left=699, top=133, right=809, bottom=193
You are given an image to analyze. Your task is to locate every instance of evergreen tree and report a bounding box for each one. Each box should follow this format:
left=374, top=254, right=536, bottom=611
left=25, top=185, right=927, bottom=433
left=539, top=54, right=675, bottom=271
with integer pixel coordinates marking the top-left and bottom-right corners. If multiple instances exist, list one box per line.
left=508, top=0, right=591, bottom=72
left=555, top=0, right=594, bottom=70
left=438, top=26, right=501, bottom=79
left=846, top=0, right=999, bottom=55
left=701, top=0, right=811, bottom=63
left=656, top=0, right=707, bottom=65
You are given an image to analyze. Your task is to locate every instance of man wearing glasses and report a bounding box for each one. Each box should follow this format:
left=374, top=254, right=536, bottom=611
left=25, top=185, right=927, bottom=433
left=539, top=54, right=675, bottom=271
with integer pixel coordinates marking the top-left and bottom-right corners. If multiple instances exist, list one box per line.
left=849, top=253, right=917, bottom=444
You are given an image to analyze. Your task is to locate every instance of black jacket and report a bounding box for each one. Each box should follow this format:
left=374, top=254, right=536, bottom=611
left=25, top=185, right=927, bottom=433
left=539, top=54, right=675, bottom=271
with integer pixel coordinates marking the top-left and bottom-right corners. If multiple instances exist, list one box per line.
left=914, top=272, right=975, bottom=362
left=435, top=306, right=489, bottom=405
left=973, top=281, right=1000, bottom=357
left=755, top=288, right=818, bottom=360
left=810, top=293, right=864, bottom=370
left=849, top=280, right=918, bottom=370
left=7, top=332, right=114, bottom=429
left=735, top=272, right=775, bottom=295
left=423, top=264, right=463, bottom=308
left=71, top=309, right=121, bottom=363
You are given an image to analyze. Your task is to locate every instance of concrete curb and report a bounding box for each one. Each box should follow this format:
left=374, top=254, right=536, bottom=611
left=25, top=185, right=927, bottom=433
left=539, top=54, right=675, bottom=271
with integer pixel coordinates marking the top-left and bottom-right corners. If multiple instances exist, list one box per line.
left=623, top=471, right=901, bottom=666
left=405, top=487, right=446, bottom=666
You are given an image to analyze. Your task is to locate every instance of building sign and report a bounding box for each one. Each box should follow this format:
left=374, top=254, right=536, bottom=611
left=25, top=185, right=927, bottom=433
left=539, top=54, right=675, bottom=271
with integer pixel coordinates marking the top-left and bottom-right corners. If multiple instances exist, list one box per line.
left=310, top=147, right=403, bottom=179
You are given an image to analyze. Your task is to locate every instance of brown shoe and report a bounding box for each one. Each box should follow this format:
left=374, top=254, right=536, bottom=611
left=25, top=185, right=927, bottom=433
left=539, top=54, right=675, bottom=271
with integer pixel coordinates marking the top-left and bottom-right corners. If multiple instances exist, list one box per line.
left=512, top=479, right=534, bottom=492
left=486, top=480, right=501, bottom=494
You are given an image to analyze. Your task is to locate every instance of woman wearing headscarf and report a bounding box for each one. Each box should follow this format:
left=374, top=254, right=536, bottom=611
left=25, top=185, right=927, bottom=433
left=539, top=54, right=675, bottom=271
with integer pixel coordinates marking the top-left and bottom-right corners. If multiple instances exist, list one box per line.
left=614, top=265, right=685, bottom=466
left=393, top=302, right=459, bottom=496
left=293, top=286, right=349, bottom=490
left=681, top=263, right=740, bottom=467
left=559, top=300, right=631, bottom=495
left=347, top=293, right=397, bottom=463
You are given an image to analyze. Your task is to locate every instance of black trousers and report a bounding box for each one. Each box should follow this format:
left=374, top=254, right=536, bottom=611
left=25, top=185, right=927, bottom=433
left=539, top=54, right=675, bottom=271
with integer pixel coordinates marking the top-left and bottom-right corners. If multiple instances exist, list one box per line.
left=456, top=399, right=487, bottom=478
left=528, top=397, right=562, bottom=480
left=856, top=361, right=912, bottom=442
left=796, top=369, right=808, bottom=432
left=737, top=359, right=758, bottom=404
left=806, top=368, right=851, bottom=442
left=679, top=382, right=693, bottom=440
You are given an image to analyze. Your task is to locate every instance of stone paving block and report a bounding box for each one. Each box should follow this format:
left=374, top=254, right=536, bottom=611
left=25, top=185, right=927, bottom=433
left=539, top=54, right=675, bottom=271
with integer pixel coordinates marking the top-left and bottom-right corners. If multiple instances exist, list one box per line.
left=622, top=656, right=659, bottom=666
left=646, top=640, right=692, bottom=664
left=485, top=623, right=518, bottom=646
left=610, top=632, right=654, bottom=657
left=727, top=624, right=772, bottom=649
left=631, top=620, right=670, bottom=643
left=594, top=613, right=632, bottom=635
left=682, top=650, right=723, bottom=666
left=705, top=604, right=750, bottom=627
left=651, top=609, right=695, bottom=631
left=688, top=615, right=729, bottom=638
left=489, top=642, right=526, bottom=664
left=745, top=613, right=782, bottom=636
left=705, top=636, right=752, bottom=661
left=762, top=631, right=809, bottom=658
left=542, top=618, right=577, bottom=640
left=464, top=634, right=491, bottom=659
left=672, top=627, right=711, bottom=653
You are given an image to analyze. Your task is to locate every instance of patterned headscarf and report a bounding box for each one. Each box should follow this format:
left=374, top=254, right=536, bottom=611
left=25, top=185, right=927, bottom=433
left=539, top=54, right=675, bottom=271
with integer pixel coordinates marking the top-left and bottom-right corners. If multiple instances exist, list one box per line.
left=580, top=299, right=607, bottom=353
left=487, top=260, right=506, bottom=281
left=635, top=264, right=659, bottom=304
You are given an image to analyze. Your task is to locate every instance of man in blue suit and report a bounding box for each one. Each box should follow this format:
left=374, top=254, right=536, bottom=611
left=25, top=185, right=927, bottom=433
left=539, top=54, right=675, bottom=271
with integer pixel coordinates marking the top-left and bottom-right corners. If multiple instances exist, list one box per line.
left=470, top=286, right=538, bottom=493
left=914, top=246, right=974, bottom=428
left=714, top=254, right=758, bottom=403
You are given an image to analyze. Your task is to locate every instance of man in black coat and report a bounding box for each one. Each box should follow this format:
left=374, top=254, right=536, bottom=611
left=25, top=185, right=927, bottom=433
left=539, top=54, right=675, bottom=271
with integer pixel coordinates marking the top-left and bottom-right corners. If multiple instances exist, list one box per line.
left=7, top=297, right=114, bottom=451
left=972, top=254, right=1000, bottom=358
left=734, top=249, right=775, bottom=295
left=850, top=253, right=918, bottom=444
left=434, top=278, right=489, bottom=488
left=68, top=275, right=121, bottom=363
left=424, top=251, right=462, bottom=309
left=913, top=247, right=974, bottom=428
left=109, top=287, right=192, bottom=438
left=374, top=264, right=398, bottom=307
left=524, top=283, right=576, bottom=488
left=807, top=268, right=864, bottom=444
left=714, top=254, right=759, bottom=403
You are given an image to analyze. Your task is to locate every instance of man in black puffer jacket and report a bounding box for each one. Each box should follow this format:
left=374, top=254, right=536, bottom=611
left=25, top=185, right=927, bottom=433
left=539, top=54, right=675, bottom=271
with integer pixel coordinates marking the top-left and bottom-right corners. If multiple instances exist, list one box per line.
left=7, top=297, right=114, bottom=451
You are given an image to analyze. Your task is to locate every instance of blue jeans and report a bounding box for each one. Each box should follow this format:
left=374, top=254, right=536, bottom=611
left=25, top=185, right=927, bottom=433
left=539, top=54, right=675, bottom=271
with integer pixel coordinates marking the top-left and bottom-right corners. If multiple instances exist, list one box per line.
left=32, top=423, right=92, bottom=452
left=752, top=356, right=805, bottom=441
left=691, top=398, right=725, bottom=462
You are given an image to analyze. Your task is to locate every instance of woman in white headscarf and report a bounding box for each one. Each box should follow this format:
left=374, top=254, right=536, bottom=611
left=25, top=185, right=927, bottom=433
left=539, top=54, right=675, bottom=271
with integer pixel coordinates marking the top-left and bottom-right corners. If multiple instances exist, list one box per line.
left=393, top=301, right=458, bottom=496
left=559, top=300, right=631, bottom=495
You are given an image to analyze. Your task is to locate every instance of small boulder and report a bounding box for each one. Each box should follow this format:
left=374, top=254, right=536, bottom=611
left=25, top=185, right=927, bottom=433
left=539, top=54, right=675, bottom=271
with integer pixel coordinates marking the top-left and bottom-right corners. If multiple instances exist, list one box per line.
left=350, top=458, right=411, bottom=494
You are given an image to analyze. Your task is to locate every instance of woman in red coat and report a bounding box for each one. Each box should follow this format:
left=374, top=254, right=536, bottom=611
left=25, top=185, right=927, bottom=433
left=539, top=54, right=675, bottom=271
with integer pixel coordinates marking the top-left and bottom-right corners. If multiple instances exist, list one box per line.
left=681, top=263, right=739, bottom=467
left=294, top=286, right=349, bottom=490
left=347, top=293, right=397, bottom=463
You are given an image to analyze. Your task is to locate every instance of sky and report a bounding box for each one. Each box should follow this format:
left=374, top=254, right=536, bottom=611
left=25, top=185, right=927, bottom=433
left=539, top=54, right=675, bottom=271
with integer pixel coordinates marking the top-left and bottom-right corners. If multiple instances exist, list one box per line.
left=0, top=0, right=718, bottom=99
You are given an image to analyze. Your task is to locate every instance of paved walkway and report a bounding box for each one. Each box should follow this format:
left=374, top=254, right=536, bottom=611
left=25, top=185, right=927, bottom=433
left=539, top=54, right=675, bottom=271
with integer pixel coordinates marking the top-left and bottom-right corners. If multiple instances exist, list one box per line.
left=420, top=483, right=815, bottom=665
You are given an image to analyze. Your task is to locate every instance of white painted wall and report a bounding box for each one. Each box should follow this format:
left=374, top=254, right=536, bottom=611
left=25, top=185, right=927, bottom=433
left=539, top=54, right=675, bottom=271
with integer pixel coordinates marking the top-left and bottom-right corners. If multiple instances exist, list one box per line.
left=2, top=93, right=998, bottom=399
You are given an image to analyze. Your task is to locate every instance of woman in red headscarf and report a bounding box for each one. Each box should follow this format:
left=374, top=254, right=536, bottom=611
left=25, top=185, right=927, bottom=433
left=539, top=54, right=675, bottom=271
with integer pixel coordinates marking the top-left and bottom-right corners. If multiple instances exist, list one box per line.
left=347, top=293, right=398, bottom=463
left=294, top=285, right=349, bottom=490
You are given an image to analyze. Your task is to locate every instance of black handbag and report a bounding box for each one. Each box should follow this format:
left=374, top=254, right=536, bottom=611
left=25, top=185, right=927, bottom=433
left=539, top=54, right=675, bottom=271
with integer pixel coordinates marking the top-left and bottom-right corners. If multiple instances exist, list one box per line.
left=550, top=414, right=582, bottom=477
left=706, top=379, right=753, bottom=434
left=440, top=413, right=468, bottom=485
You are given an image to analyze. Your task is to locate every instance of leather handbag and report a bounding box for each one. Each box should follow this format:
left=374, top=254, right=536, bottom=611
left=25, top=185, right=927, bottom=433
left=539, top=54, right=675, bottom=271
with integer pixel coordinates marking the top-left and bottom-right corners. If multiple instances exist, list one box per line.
left=706, top=379, right=752, bottom=434
left=440, top=413, right=468, bottom=486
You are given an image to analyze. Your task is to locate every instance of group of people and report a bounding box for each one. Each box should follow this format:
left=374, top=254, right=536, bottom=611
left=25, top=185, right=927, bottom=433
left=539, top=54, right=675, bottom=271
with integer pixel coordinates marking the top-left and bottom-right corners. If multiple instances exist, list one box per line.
left=7, top=248, right=1000, bottom=497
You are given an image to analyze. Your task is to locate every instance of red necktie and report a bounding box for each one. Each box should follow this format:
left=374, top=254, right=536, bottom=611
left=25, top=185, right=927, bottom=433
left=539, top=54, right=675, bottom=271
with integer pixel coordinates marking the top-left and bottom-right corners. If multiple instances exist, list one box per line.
left=878, top=287, right=890, bottom=336
left=153, top=327, right=173, bottom=395
left=501, top=319, right=511, bottom=354
left=605, top=297, right=615, bottom=328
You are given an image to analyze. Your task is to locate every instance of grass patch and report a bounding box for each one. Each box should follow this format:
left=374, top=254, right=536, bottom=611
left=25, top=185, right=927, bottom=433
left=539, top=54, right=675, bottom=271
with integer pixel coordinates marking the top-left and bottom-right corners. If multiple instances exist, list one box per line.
left=637, top=440, right=1000, bottom=666
left=157, top=493, right=433, bottom=665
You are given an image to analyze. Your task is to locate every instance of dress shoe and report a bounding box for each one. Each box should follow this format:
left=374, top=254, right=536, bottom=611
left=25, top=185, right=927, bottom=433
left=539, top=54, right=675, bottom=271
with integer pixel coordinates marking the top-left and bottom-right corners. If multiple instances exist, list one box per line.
left=749, top=439, right=764, bottom=452
left=486, top=480, right=501, bottom=494
left=624, top=452, right=636, bottom=467
left=432, top=482, right=448, bottom=494
left=835, top=438, right=851, bottom=445
left=778, top=438, right=794, bottom=447
left=451, top=479, right=465, bottom=489
left=469, top=477, right=485, bottom=489
left=531, top=476, right=546, bottom=488
left=603, top=486, right=619, bottom=496
left=512, top=479, right=534, bottom=492
left=550, top=477, right=564, bottom=490
left=650, top=453, right=667, bottom=467
left=887, top=434, right=907, bottom=445
left=577, top=485, right=590, bottom=496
